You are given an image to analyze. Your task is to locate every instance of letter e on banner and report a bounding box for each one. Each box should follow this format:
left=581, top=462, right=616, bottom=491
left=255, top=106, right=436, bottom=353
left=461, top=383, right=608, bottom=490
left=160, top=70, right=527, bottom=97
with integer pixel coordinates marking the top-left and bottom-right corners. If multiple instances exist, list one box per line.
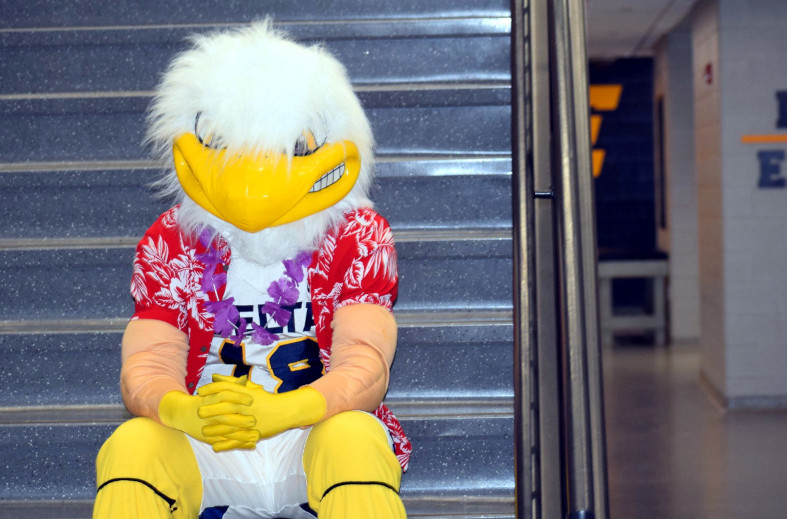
left=757, top=150, right=786, bottom=188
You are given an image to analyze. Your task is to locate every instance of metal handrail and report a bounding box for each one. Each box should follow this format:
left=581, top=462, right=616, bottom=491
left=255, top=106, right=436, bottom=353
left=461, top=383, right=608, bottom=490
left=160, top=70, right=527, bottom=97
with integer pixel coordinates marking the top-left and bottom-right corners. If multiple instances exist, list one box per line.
left=510, top=0, right=608, bottom=517
left=510, top=0, right=539, bottom=517
left=564, top=1, right=610, bottom=516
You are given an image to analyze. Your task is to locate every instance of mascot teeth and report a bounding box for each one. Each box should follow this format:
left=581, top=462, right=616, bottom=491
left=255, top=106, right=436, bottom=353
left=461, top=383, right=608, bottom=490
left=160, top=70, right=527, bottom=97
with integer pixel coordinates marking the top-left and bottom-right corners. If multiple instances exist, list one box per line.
left=310, top=164, right=346, bottom=193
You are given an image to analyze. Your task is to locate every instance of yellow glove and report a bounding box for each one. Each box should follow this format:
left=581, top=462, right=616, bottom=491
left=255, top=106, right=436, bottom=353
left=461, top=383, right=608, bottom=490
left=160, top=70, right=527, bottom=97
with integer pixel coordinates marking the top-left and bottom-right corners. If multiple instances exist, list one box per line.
left=197, top=376, right=327, bottom=448
left=158, top=384, right=259, bottom=451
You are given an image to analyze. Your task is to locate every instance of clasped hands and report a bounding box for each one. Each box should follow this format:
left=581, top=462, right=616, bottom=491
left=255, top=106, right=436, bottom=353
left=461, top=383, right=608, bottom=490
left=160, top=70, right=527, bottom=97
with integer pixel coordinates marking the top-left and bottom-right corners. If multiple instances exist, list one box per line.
left=158, top=374, right=326, bottom=452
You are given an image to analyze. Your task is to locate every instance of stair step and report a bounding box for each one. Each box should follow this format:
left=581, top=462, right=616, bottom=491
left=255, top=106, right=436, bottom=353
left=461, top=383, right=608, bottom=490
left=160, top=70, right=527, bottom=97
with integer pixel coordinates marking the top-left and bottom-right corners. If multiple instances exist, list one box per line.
left=1, top=20, right=509, bottom=95
left=0, top=417, right=514, bottom=505
left=0, top=228, right=512, bottom=252
left=3, top=0, right=508, bottom=29
left=0, top=247, right=135, bottom=321
left=0, top=88, right=510, bottom=163
left=0, top=332, right=124, bottom=408
left=396, top=238, right=512, bottom=312
left=402, top=416, right=514, bottom=497
left=0, top=397, right=514, bottom=426
left=0, top=322, right=512, bottom=409
left=0, top=169, right=169, bottom=240
left=0, top=237, right=512, bottom=322
left=0, top=158, right=511, bottom=240
left=392, top=324, right=513, bottom=399
left=0, top=497, right=514, bottom=519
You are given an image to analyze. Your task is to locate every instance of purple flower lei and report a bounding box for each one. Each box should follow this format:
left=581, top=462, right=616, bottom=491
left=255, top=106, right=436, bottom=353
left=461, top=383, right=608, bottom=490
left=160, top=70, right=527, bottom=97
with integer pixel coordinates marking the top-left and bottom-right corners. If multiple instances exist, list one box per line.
left=195, top=228, right=312, bottom=347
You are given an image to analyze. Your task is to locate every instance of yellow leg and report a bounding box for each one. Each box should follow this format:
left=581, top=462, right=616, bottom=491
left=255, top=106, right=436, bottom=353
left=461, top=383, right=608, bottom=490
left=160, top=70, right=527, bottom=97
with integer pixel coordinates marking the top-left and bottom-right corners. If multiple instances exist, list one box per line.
left=303, top=411, right=406, bottom=519
left=93, top=417, right=203, bottom=519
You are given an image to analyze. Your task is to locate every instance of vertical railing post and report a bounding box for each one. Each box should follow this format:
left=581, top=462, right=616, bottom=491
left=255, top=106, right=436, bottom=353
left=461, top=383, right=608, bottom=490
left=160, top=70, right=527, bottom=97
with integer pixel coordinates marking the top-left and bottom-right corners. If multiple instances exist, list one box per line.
left=548, top=0, right=609, bottom=517
left=565, top=1, right=610, bottom=516
left=510, top=0, right=538, bottom=518
left=529, top=0, right=564, bottom=516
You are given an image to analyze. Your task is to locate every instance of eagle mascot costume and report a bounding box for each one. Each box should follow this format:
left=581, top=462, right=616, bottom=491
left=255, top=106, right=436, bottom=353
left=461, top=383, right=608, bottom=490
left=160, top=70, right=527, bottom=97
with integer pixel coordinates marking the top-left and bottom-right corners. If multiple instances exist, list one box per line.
left=93, top=21, right=410, bottom=519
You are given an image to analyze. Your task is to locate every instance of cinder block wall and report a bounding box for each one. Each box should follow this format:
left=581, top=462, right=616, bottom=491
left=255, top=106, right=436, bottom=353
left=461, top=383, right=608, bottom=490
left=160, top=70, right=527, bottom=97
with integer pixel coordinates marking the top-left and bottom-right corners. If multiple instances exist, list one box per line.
left=689, top=0, right=787, bottom=406
left=717, top=0, right=787, bottom=405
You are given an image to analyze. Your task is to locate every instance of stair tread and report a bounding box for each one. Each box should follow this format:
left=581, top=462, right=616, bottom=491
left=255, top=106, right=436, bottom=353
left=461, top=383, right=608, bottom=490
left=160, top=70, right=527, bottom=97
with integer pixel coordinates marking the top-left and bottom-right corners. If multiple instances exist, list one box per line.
left=2, top=0, right=508, bottom=29
left=0, top=240, right=512, bottom=321
left=0, top=163, right=511, bottom=240
left=0, top=98, right=510, bottom=163
left=0, top=325, right=513, bottom=409
left=0, top=496, right=514, bottom=519
left=0, top=397, right=516, bottom=425
left=0, top=418, right=514, bottom=501
left=1, top=23, right=509, bottom=95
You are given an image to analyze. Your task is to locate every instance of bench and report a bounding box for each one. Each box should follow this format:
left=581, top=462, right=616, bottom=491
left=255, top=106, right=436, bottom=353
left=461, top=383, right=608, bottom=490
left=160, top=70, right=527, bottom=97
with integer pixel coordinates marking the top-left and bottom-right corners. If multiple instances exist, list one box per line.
left=597, top=249, right=669, bottom=345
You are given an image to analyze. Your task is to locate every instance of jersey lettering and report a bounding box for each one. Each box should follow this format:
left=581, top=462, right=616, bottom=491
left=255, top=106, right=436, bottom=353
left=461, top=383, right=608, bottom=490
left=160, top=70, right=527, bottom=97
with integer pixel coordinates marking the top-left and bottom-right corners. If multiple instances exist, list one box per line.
left=199, top=253, right=318, bottom=392
left=218, top=339, right=251, bottom=379
left=267, top=337, right=324, bottom=393
left=227, top=302, right=314, bottom=334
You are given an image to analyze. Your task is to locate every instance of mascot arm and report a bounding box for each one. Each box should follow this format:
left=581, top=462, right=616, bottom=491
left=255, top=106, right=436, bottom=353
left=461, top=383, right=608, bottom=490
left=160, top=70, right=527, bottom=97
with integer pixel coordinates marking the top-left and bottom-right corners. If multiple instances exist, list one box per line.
left=308, top=303, right=397, bottom=420
left=122, top=319, right=259, bottom=450
left=120, top=318, right=190, bottom=421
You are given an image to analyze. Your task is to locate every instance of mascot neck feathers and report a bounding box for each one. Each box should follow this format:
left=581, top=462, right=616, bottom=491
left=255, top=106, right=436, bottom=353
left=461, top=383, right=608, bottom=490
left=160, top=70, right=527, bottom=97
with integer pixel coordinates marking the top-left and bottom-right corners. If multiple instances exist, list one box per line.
left=146, top=20, right=375, bottom=266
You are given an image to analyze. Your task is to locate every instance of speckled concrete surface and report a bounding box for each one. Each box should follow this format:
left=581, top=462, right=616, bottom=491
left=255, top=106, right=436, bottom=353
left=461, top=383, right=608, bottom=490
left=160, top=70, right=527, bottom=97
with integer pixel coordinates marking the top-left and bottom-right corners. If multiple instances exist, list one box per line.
left=0, top=163, right=511, bottom=240
left=0, top=99, right=510, bottom=163
left=1, top=27, right=510, bottom=95
left=390, top=325, right=513, bottom=400
left=0, top=248, right=135, bottom=321
left=0, top=326, right=512, bottom=409
left=1, top=1, right=510, bottom=31
left=0, top=170, right=168, bottom=239
left=0, top=333, right=124, bottom=408
left=0, top=240, right=510, bottom=322
left=0, top=418, right=514, bottom=502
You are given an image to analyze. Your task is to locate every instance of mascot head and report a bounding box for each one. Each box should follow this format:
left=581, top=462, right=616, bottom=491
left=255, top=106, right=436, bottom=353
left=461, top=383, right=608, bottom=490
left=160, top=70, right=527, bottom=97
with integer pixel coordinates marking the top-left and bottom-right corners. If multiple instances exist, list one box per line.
left=147, top=21, right=374, bottom=264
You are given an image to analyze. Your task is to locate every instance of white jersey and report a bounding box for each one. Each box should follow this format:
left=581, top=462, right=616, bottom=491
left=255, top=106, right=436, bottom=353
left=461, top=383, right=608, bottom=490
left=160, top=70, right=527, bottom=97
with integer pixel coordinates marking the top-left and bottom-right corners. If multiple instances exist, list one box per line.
left=182, top=249, right=395, bottom=519
left=196, top=253, right=322, bottom=393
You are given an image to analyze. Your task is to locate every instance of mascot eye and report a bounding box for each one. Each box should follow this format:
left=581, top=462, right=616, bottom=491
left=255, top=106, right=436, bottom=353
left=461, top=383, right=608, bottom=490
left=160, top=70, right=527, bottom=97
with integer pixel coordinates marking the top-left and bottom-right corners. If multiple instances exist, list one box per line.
left=194, top=112, right=226, bottom=150
left=293, top=131, right=323, bottom=157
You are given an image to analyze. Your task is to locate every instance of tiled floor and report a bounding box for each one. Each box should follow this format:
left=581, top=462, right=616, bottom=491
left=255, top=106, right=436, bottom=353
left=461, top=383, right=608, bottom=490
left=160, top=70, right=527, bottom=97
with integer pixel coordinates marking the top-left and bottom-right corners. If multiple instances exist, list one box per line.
left=604, top=342, right=787, bottom=519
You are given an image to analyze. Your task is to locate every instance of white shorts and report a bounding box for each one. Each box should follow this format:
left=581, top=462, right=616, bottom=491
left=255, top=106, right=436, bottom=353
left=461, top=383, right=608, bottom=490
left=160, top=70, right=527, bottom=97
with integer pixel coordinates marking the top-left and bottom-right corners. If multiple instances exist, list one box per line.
left=188, top=427, right=315, bottom=519
left=187, top=413, right=394, bottom=519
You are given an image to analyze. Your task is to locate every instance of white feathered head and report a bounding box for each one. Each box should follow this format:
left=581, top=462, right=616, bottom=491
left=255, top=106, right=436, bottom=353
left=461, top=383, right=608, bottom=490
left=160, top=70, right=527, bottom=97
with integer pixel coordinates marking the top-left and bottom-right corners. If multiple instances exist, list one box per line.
left=147, top=21, right=375, bottom=264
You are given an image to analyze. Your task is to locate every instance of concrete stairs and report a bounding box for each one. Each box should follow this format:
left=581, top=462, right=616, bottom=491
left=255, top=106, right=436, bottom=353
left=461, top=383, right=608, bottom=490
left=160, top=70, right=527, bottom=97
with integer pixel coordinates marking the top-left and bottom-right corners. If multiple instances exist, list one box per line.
left=0, top=1, right=518, bottom=517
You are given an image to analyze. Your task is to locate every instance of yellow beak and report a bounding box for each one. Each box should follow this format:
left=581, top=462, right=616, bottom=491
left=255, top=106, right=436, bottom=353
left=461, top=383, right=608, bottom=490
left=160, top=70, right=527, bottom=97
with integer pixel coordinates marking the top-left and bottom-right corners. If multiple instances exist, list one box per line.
left=173, top=133, right=361, bottom=232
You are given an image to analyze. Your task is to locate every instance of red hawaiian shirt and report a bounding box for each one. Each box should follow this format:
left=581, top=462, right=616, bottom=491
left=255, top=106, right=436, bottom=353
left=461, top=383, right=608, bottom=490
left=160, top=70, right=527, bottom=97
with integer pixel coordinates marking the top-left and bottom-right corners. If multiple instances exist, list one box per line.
left=129, top=206, right=411, bottom=470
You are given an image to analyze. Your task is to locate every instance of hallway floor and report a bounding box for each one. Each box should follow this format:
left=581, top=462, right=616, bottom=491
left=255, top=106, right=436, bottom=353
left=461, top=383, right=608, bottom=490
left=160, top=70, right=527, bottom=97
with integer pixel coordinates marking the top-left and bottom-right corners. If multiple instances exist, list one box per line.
left=604, top=342, right=787, bottom=518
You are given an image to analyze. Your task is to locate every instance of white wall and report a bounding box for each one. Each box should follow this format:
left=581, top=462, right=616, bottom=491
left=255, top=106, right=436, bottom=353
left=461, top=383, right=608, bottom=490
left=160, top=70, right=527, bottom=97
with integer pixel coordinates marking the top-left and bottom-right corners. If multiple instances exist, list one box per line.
left=676, top=0, right=787, bottom=406
left=718, top=0, right=787, bottom=404
left=655, top=23, right=700, bottom=343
